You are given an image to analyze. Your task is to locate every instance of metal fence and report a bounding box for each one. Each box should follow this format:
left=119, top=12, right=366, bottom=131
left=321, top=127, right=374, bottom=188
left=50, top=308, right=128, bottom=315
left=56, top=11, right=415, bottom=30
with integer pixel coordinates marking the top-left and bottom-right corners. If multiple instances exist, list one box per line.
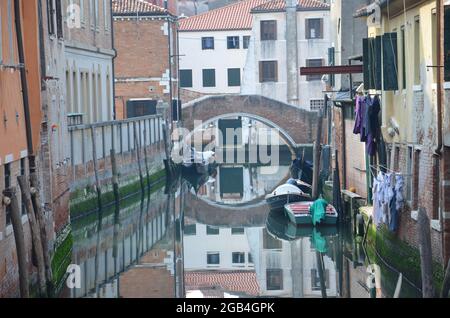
left=68, top=114, right=164, bottom=166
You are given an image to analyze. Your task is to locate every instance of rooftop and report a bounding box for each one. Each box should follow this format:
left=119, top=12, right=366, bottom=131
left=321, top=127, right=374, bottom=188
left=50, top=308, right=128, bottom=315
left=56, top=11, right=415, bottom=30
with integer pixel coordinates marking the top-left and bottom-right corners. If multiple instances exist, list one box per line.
left=178, top=0, right=270, bottom=32
left=112, top=0, right=169, bottom=16
left=251, top=0, right=330, bottom=13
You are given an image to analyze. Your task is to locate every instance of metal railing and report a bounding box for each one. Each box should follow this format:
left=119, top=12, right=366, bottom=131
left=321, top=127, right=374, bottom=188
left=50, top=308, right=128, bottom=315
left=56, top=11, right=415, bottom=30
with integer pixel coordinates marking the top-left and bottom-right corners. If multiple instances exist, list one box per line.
left=68, top=114, right=164, bottom=166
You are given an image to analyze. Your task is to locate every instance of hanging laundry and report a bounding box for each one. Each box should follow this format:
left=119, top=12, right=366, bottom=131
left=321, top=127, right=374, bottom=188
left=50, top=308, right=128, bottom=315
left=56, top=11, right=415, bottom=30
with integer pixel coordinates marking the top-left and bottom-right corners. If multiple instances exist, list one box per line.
left=364, top=95, right=381, bottom=156
left=353, top=95, right=363, bottom=135
left=372, top=172, right=384, bottom=226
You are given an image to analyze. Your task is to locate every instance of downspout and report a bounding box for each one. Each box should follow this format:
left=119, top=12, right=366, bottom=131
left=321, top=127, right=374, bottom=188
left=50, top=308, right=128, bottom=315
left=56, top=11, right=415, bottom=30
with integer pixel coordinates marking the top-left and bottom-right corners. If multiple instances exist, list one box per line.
left=111, top=0, right=117, bottom=120
left=286, top=0, right=299, bottom=105
left=165, top=0, right=173, bottom=123
left=14, top=0, right=34, bottom=157
left=435, top=0, right=443, bottom=155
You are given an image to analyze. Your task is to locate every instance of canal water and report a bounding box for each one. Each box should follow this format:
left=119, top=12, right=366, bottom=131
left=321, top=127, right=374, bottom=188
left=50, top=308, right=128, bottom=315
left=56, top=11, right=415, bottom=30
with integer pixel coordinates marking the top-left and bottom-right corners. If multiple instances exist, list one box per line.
left=68, top=119, right=423, bottom=298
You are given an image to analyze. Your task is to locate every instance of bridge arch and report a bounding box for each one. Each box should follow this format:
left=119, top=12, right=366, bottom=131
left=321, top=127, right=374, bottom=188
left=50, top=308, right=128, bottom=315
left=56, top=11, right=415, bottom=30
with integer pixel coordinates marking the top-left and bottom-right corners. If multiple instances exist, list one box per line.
left=182, top=94, right=320, bottom=147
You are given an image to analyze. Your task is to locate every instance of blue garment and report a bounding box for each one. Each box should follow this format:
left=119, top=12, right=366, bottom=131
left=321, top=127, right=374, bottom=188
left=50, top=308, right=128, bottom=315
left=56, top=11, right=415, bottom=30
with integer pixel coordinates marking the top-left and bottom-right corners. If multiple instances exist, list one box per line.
left=389, top=187, right=399, bottom=232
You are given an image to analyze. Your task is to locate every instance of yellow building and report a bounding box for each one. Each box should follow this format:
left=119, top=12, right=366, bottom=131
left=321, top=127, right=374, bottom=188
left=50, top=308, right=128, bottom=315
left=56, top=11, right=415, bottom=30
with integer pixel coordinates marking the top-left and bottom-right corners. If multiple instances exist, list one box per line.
left=356, top=0, right=450, bottom=268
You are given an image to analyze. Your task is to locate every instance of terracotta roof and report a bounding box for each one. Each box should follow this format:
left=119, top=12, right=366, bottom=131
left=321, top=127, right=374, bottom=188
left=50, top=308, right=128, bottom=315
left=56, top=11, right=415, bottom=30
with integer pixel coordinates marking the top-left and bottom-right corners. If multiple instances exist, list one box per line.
left=185, top=271, right=260, bottom=297
left=251, top=0, right=330, bottom=13
left=112, top=0, right=168, bottom=16
left=178, top=0, right=271, bottom=32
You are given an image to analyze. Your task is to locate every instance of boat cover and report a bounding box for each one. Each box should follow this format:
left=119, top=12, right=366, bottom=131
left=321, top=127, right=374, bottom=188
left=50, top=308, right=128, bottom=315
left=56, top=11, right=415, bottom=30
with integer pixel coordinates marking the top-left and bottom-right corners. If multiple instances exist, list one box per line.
left=310, top=198, right=329, bottom=226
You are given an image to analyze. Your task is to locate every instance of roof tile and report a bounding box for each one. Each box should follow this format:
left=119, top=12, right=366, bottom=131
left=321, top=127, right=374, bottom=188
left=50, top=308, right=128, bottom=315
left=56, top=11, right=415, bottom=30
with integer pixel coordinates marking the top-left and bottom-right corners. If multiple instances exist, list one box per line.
left=251, top=0, right=330, bottom=13
left=112, top=0, right=168, bottom=15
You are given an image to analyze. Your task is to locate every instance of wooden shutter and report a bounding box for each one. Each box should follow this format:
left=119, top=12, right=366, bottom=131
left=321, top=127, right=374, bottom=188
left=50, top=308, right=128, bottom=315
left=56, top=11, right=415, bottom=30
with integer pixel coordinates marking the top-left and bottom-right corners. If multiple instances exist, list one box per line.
left=319, top=19, right=324, bottom=39
left=382, top=32, right=398, bottom=91
left=305, top=19, right=311, bottom=39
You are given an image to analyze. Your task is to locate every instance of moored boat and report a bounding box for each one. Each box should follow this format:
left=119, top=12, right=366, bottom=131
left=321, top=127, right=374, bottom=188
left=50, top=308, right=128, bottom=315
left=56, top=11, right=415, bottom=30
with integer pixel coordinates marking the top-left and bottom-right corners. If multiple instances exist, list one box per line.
left=284, top=201, right=338, bottom=226
left=265, top=184, right=311, bottom=211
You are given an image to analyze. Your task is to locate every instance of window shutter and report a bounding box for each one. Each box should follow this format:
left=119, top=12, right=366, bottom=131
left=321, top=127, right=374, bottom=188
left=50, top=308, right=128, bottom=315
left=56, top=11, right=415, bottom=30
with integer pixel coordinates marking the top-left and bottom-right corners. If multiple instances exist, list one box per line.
left=273, top=21, right=277, bottom=40
left=374, top=36, right=382, bottom=90
left=363, top=38, right=371, bottom=89
left=319, top=19, right=324, bottom=39
left=382, top=32, right=398, bottom=91
left=274, top=61, right=278, bottom=82
left=259, top=62, right=263, bottom=82
left=306, top=20, right=310, bottom=39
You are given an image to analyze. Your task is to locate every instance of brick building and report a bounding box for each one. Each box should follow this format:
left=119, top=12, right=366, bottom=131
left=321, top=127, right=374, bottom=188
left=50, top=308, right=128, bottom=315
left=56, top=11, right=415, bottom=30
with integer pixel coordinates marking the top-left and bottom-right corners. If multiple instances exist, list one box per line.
left=0, top=0, right=47, bottom=297
left=112, top=0, right=179, bottom=120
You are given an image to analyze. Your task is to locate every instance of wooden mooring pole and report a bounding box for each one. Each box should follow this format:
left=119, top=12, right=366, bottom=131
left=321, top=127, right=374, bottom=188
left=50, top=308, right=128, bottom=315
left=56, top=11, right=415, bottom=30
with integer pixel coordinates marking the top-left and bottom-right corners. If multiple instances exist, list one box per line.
left=29, top=173, right=53, bottom=295
left=312, top=108, right=324, bottom=200
left=111, top=149, right=121, bottom=262
left=133, top=123, right=145, bottom=193
left=418, top=207, right=435, bottom=298
left=143, top=125, right=151, bottom=191
left=17, top=176, right=47, bottom=297
left=3, top=189, right=29, bottom=298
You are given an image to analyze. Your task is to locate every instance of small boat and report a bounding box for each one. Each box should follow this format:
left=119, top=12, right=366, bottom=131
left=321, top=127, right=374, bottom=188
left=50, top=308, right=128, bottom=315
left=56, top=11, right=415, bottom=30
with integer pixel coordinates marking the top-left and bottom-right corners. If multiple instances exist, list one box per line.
left=265, top=184, right=311, bottom=211
left=284, top=201, right=338, bottom=226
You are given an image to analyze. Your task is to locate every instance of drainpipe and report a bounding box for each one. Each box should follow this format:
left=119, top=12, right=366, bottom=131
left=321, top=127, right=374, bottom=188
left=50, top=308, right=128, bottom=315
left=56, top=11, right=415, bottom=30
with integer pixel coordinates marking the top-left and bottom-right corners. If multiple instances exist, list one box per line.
left=14, top=0, right=34, bottom=158
left=110, top=0, right=117, bottom=120
left=435, top=0, right=443, bottom=155
left=286, top=0, right=299, bottom=105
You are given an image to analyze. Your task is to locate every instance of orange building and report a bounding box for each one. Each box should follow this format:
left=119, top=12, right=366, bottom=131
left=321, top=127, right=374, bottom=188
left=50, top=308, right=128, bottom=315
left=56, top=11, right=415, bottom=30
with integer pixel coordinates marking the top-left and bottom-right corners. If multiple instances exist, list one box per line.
left=0, top=0, right=43, bottom=297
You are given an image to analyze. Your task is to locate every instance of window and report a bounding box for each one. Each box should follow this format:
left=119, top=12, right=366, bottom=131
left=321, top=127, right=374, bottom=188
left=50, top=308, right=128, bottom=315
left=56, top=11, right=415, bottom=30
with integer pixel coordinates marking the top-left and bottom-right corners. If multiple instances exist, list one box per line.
left=306, top=18, right=323, bottom=39
left=259, top=61, right=278, bottom=83
left=56, top=0, right=63, bottom=38
left=126, top=99, right=157, bottom=118
left=310, top=99, right=324, bottom=112
left=202, top=69, right=216, bottom=87
left=232, top=252, right=245, bottom=264
left=5, top=163, right=11, bottom=226
left=311, top=269, right=330, bottom=291
left=207, top=252, right=220, bottom=265
left=0, top=6, right=3, bottom=64
left=66, top=70, right=71, bottom=112
left=445, top=6, right=450, bottom=81
left=306, top=59, right=323, bottom=81
left=412, top=149, right=421, bottom=210
left=248, top=253, right=253, bottom=264
left=231, top=228, right=244, bottom=235
left=180, top=70, right=193, bottom=88
left=266, top=269, right=283, bottom=290
left=263, top=229, right=281, bottom=249
left=227, top=36, right=240, bottom=49
left=7, top=0, right=13, bottom=64
left=243, top=36, right=251, bottom=49
left=227, top=68, right=241, bottom=87
left=80, top=0, right=85, bottom=24
left=184, top=224, right=196, bottom=236
left=260, top=20, right=277, bottom=40
left=406, top=146, right=413, bottom=202
left=201, top=37, right=214, bottom=50
left=73, top=71, right=79, bottom=113
left=414, top=17, right=421, bottom=85
left=47, top=0, right=55, bottom=35
left=432, top=9, right=438, bottom=83
left=400, top=26, right=406, bottom=89
left=206, top=225, right=219, bottom=235
left=104, top=0, right=109, bottom=31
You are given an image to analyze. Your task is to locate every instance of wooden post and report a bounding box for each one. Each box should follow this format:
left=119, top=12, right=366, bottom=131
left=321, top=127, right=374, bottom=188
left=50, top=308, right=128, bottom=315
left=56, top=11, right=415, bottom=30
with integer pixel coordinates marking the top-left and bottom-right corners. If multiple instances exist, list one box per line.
left=111, top=149, right=120, bottom=261
left=29, top=173, right=53, bottom=295
left=143, top=124, right=151, bottom=191
left=441, top=259, right=450, bottom=298
left=312, top=109, right=324, bottom=199
left=90, top=126, right=103, bottom=296
left=3, top=189, right=29, bottom=298
left=17, top=176, right=47, bottom=297
left=133, top=123, right=145, bottom=193
left=418, top=207, right=435, bottom=298
left=316, top=251, right=327, bottom=298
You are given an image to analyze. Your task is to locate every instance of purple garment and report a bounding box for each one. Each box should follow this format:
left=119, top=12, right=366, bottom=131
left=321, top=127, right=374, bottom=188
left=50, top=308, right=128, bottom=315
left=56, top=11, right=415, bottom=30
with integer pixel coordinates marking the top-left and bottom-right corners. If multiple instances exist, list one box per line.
left=353, top=95, right=363, bottom=134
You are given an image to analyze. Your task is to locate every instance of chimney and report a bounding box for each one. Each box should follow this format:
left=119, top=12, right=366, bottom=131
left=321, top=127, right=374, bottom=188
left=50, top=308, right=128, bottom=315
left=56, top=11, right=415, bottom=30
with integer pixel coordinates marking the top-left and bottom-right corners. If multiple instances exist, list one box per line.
left=286, top=0, right=299, bottom=105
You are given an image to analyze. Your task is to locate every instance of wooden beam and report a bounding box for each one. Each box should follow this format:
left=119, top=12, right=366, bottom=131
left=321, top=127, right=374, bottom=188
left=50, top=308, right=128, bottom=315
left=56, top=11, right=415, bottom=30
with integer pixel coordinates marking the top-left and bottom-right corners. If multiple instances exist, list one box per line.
left=300, top=65, right=363, bottom=76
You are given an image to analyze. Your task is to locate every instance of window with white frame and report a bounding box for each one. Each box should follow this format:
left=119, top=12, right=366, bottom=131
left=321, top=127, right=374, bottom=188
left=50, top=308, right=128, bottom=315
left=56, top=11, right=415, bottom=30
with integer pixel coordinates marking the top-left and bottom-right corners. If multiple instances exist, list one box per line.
left=103, top=0, right=109, bottom=31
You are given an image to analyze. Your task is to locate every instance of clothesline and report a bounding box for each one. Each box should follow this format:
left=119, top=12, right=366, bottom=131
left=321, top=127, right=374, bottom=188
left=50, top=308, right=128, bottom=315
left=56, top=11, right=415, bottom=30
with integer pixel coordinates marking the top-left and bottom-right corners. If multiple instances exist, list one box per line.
left=369, top=164, right=412, bottom=179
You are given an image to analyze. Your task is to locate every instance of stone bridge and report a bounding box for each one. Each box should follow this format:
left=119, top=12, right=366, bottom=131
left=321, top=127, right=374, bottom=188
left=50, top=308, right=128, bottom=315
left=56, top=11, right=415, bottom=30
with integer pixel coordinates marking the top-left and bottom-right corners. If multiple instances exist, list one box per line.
left=182, top=94, right=320, bottom=147
left=184, top=192, right=270, bottom=228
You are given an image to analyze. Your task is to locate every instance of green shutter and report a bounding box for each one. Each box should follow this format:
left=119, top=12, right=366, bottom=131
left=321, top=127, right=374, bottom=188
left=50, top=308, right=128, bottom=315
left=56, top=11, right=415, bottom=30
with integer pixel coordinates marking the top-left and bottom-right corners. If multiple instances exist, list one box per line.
left=228, top=68, right=241, bottom=86
left=328, top=47, right=335, bottom=87
left=382, top=32, right=398, bottom=91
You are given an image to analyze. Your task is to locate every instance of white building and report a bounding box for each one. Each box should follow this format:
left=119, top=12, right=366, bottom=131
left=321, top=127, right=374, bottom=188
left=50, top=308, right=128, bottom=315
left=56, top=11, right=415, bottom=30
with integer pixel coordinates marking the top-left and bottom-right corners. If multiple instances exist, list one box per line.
left=241, top=0, right=331, bottom=111
left=183, top=222, right=255, bottom=271
left=64, top=0, right=115, bottom=125
left=178, top=0, right=269, bottom=95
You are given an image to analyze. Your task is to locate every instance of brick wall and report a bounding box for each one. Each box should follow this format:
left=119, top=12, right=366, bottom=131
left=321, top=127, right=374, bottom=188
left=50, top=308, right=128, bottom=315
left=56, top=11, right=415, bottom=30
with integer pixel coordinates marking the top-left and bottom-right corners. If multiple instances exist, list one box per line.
left=113, top=17, right=178, bottom=119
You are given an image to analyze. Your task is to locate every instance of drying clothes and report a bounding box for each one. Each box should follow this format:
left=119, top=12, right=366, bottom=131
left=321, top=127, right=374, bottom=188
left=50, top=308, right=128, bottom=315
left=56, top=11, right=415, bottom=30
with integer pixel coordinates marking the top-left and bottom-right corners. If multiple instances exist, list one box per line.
left=371, top=171, right=405, bottom=232
left=310, top=198, right=328, bottom=226
left=364, top=96, right=381, bottom=156
left=353, top=95, right=364, bottom=135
